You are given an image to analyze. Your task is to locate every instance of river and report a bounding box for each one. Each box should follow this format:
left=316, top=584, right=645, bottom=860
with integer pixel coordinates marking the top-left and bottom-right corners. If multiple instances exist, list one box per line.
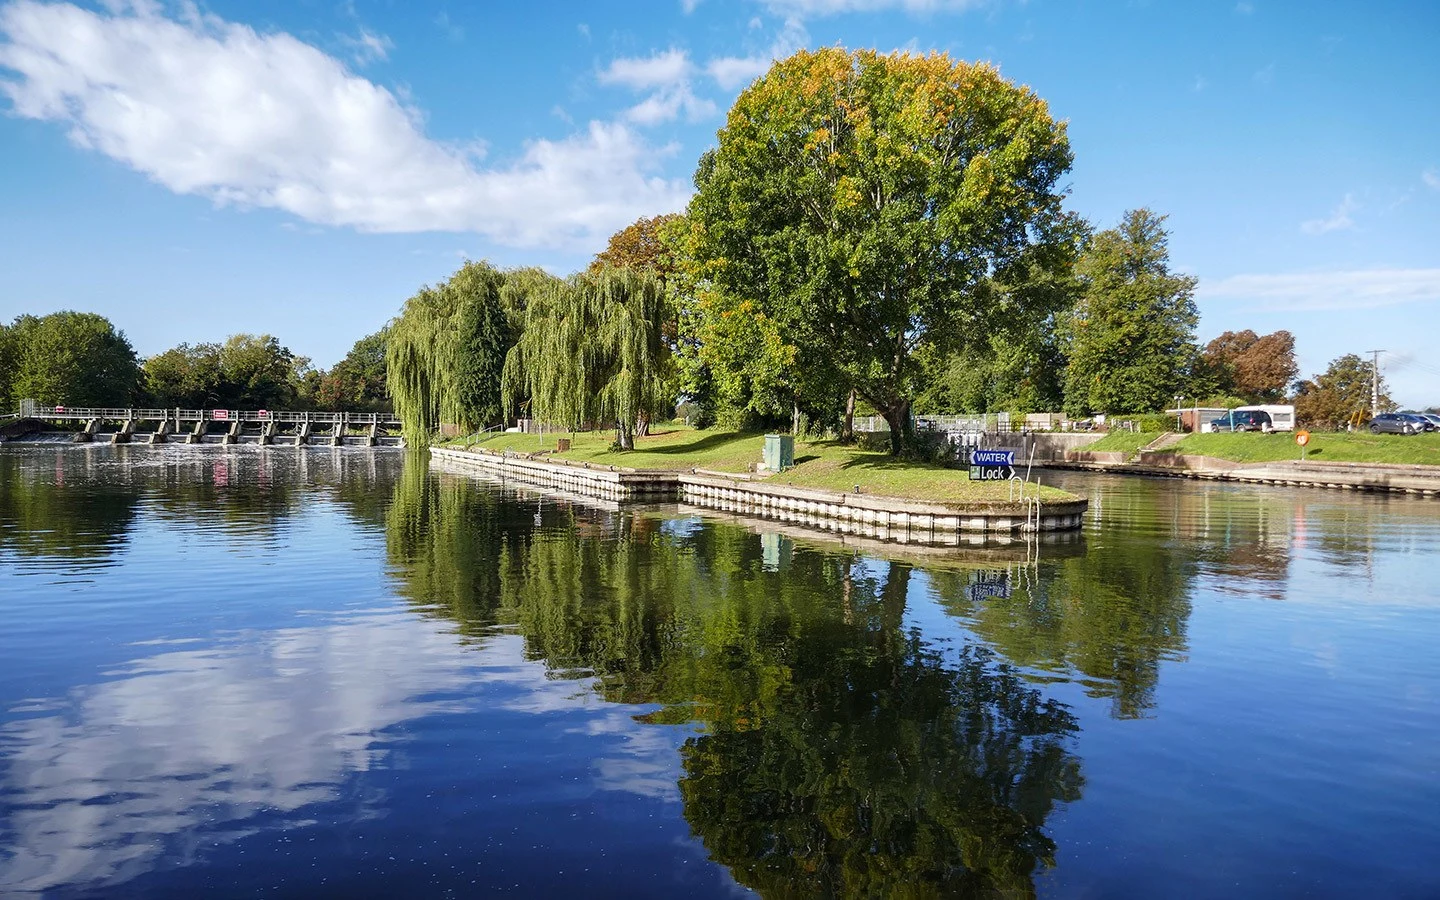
left=0, top=445, right=1436, bottom=898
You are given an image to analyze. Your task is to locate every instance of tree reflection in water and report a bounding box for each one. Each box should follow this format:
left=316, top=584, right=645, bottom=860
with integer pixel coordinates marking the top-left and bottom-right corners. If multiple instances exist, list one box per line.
left=386, top=462, right=1085, bottom=897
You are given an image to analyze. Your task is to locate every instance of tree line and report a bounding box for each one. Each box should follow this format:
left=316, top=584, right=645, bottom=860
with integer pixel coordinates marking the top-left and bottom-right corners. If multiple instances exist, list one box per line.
left=386, top=48, right=1406, bottom=450
left=0, top=313, right=390, bottom=413
left=5, top=48, right=1416, bottom=442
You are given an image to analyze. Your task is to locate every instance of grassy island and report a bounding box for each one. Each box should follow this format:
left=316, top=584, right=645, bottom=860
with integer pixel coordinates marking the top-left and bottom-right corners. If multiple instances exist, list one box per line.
left=442, top=427, right=1078, bottom=504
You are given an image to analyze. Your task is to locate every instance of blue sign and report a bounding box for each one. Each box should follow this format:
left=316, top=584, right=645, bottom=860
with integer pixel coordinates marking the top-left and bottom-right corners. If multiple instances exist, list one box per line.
left=971, top=449, right=1014, bottom=467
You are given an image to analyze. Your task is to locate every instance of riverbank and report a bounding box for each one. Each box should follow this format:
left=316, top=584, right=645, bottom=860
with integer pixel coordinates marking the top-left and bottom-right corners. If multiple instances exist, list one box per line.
left=444, top=427, right=1075, bottom=504
left=431, top=441, right=1089, bottom=541
left=1046, top=454, right=1440, bottom=496
left=1083, top=430, right=1440, bottom=465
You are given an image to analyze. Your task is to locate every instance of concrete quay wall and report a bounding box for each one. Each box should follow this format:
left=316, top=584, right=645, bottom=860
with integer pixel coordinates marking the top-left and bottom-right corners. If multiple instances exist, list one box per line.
left=430, top=447, right=1087, bottom=540
left=1046, top=452, right=1440, bottom=497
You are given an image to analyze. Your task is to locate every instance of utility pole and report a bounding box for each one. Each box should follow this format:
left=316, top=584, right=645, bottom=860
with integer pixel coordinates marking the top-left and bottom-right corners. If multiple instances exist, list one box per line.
left=1367, top=350, right=1384, bottom=417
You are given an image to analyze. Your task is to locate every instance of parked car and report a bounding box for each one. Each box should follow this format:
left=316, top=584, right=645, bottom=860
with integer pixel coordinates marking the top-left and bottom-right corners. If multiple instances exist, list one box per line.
left=1409, top=412, right=1440, bottom=432
left=1208, top=409, right=1274, bottom=433
left=1369, top=413, right=1428, bottom=435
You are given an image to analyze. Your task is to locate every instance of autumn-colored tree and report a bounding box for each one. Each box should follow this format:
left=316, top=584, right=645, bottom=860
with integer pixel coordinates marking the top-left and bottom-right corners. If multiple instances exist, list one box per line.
left=1199, top=329, right=1298, bottom=402
left=687, top=48, right=1077, bottom=453
left=1293, top=353, right=1391, bottom=429
left=589, top=213, right=683, bottom=280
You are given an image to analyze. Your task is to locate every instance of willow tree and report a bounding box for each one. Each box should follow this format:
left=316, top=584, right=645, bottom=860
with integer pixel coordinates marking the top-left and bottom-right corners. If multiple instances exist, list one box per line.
left=687, top=48, right=1076, bottom=454
left=388, top=262, right=552, bottom=445
left=502, top=267, right=672, bottom=450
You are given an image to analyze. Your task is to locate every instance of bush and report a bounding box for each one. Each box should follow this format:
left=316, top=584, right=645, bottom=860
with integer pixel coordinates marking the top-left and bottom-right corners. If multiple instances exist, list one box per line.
left=1107, top=412, right=1175, bottom=433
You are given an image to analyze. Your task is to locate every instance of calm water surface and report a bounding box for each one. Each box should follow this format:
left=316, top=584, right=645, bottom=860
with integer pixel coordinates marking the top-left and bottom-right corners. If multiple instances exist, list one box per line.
left=0, top=445, right=1436, bottom=898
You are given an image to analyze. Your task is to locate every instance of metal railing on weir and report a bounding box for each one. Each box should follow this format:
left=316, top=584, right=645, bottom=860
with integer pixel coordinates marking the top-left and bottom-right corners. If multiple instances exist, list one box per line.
left=16, top=403, right=400, bottom=427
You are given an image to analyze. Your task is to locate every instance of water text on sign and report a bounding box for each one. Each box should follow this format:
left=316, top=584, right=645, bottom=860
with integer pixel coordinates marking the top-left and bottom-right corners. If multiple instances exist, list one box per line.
left=971, top=449, right=1015, bottom=467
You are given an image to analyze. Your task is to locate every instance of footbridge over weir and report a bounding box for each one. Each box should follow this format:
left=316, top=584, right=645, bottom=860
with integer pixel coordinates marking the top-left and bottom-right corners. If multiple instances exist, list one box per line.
left=6, top=403, right=404, bottom=447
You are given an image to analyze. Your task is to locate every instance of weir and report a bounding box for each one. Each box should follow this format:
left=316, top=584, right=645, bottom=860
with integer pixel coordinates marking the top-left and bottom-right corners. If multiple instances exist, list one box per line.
left=8, top=405, right=404, bottom=447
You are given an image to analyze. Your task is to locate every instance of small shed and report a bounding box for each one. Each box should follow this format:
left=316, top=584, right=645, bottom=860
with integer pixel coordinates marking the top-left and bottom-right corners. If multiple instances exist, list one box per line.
left=1165, top=407, right=1230, bottom=433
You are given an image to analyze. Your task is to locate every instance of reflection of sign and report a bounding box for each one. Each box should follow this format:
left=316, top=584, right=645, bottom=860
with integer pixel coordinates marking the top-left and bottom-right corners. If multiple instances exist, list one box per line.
left=967, top=571, right=1011, bottom=602
left=212, top=410, right=229, bottom=421
left=1295, top=430, right=1310, bottom=446
left=969, top=448, right=1015, bottom=481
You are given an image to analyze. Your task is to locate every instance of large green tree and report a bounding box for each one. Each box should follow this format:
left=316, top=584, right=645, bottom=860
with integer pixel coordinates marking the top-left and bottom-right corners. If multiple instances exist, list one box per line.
left=387, top=261, right=549, bottom=444
left=1062, top=209, right=1199, bottom=415
left=687, top=48, right=1077, bottom=452
left=1, top=311, right=141, bottom=409
left=502, top=267, right=672, bottom=449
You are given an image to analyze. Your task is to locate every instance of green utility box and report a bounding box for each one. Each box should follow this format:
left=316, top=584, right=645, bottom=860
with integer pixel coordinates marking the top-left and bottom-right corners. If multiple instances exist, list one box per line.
left=763, top=433, right=795, bottom=473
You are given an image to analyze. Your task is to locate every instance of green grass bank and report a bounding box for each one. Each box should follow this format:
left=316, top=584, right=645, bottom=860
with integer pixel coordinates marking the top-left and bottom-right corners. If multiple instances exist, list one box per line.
left=1162, top=431, right=1440, bottom=465
left=443, top=427, right=1075, bottom=504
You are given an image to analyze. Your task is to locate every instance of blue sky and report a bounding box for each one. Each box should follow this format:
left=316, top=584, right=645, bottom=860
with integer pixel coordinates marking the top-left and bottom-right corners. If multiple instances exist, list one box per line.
left=1, top=0, right=1437, bottom=406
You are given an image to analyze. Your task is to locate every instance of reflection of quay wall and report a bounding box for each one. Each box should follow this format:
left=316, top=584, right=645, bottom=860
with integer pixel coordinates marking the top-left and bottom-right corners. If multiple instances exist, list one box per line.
left=1048, top=453, right=1440, bottom=497
left=430, top=448, right=1088, bottom=539
left=676, top=504, right=1087, bottom=563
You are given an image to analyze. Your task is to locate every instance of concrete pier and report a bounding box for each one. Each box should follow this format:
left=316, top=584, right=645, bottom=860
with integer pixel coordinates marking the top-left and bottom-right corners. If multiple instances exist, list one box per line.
left=73, top=418, right=99, bottom=443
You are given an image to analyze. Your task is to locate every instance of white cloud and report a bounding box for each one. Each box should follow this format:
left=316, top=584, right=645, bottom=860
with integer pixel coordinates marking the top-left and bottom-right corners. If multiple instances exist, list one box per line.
left=1424, top=168, right=1440, bottom=190
left=0, top=1, right=689, bottom=249
left=338, top=27, right=391, bottom=66
left=706, top=16, right=808, bottom=90
left=599, top=47, right=693, bottom=90
left=1200, top=268, right=1440, bottom=312
left=1235, top=1, right=1254, bottom=14
left=1300, top=194, right=1357, bottom=235
left=598, top=48, right=716, bottom=124
left=707, top=54, right=774, bottom=90
left=758, top=0, right=985, bottom=15
left=681, top=0, right=703, bottom=12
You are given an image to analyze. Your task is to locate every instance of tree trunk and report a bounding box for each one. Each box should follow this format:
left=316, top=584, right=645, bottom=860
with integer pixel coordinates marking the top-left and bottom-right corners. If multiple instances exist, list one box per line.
left=616, top=421, right=635, bottom=450
left=840, top=389, right=856, bottom=444
left=791, top=402, right=800, bottom=437
left=880, top=398, right=913, bottom=456
left=637, top=412, right=650, bottom=437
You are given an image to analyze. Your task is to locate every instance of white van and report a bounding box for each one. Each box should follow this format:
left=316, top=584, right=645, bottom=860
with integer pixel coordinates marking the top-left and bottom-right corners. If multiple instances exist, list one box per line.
left=1236, top=404, right=1295, bottom=432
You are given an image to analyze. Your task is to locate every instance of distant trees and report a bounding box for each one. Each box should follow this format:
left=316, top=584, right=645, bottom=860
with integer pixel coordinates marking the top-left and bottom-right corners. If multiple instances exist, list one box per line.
left=143, top=334, right=309, bottom=409
left=0, top=312, right=141, bottom=409
left=1061, top=210, right=1199, bottom=415
left=1294, top=354, right=1391, bottom=429
left=314, top=328, right=390, bottom=411
left=686, top=48, right=1077, bottom=453
left=1197, top=329, right=1298, bottom=403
